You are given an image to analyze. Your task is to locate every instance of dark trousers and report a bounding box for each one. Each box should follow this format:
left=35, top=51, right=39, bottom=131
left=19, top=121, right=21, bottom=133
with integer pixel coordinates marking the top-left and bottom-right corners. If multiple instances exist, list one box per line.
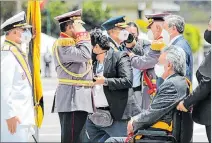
left=206, top=125, right=211, bottom=143
left=58, top=111, right=88, bottom=143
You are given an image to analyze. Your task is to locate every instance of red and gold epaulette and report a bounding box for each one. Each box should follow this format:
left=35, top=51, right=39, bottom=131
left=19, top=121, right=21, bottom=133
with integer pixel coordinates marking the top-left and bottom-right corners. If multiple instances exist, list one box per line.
left=151, top=39, right=166, bottom=51
left=52, top=38, right=76, bottom=53
left=55, top=38, right=76, bottom=47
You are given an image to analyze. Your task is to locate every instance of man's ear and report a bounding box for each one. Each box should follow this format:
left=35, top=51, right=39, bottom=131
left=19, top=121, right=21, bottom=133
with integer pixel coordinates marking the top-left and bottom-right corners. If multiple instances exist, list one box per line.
left=168, top=62, right=173, bottom=69
left=66, top=25, right=72, bottom=31
left=12, top=29, right=17, bottom=34
left=108, top=29, right=114, bottom=35
left=156, top=25, right=162, bottom=32
left=172, top=26, right=177, bottom=32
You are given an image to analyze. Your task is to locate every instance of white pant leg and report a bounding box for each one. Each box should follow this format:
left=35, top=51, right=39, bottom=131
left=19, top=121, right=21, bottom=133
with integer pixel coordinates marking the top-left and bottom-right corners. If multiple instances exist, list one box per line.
left=1, top=120, right=30, bottom=142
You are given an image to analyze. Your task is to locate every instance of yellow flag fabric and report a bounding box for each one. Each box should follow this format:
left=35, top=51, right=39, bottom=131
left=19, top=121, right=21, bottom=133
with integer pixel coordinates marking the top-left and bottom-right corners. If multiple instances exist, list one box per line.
left=27, top=0, right=44, bottom=128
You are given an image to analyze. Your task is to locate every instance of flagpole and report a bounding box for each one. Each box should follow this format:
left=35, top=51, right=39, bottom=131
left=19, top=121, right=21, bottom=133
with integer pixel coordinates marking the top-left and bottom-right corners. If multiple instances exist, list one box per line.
left=35, top=125, right=39, bottom=142
left=27, top=1, right=43, bottom=142
left=28, top=32, right=39, bottom=143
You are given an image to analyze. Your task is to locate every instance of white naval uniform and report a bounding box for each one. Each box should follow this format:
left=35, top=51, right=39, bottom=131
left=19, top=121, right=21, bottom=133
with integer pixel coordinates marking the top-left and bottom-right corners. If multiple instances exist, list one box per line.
left=1, top=44, right=35, bottom=142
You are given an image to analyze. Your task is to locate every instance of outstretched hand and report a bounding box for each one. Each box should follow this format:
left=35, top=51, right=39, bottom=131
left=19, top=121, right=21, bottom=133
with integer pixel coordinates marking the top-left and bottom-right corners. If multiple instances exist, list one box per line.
left=72, top=22, right=86, bottom=33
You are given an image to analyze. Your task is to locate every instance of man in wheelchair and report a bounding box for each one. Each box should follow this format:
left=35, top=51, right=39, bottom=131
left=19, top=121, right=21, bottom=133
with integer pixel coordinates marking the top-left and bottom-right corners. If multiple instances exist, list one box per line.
left=105, top=45, right=192, bottom=143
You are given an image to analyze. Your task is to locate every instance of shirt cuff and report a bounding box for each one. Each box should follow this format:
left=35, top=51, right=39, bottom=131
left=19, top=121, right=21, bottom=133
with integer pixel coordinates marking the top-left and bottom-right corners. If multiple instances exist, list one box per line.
left=5, top=110, right=17, bottom=120
left=104, top=78, right=108, bottom=86
left=183, top=98, right=191, bottom=110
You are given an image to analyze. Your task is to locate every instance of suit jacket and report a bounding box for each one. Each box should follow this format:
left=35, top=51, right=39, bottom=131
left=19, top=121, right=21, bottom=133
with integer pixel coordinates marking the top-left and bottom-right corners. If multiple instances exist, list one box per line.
left=1, top=42, right=35, bottom=126
left=172, top=35, right=193, bottom=81
left=184, top=51, right=211, bottom=125
left=156, top=36, right=193, bottom=88
left=93, top=48, right=134, bottom=120
left=132, top=74, right=188, bottom=131
left=52, top=32, right=93, bottom=113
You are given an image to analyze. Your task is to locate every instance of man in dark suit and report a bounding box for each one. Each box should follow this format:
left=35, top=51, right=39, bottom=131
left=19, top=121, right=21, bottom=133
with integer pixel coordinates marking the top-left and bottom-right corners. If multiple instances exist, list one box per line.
left=163, top=14, right=193, bottom=83
left=85, top=28, right=140, bottom=142
left=177, top=21, right=211, bottom=143
left=162, top=15, right=194, bottom=142
left=105, top=45, right=190, bottom=142
left=101, top=16, right=142, bottom=120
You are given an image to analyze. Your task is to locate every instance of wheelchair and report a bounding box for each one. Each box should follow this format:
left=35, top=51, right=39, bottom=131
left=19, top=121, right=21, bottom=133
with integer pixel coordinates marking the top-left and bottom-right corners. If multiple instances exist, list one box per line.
left=131, top=110, right=193, bottom=143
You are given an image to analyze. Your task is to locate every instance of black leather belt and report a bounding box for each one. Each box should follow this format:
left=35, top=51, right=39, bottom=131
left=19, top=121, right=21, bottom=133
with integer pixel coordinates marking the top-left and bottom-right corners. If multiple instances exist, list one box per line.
left=133, top=86, right=141, bottom=92
left=97, top=107, right=110, bottom=110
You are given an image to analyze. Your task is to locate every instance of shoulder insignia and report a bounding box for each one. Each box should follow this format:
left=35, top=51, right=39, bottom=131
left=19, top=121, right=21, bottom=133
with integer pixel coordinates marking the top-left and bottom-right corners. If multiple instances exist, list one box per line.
left=56, top=38, right=76, bottom=47
left=52, top=38, right=76, bottom=53
left=1, top=44, right=11, bottom=51
left=151, top=40, right=166, bottom=51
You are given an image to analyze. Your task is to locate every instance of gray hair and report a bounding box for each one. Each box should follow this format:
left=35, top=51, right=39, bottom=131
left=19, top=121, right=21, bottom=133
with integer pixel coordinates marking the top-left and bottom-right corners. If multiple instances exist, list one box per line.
left=164, top=15, right=185, bottom=34
left=162, top=45, right=186, bottom=76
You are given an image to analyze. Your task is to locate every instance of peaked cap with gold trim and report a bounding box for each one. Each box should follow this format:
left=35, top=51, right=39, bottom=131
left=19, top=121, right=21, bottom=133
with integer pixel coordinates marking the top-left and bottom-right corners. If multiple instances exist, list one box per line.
left=54, top=9, right=85, bottom=24
left=1, top=11, right=32, bottom=32
left=101, top=16, right=128, bottom=31
left=145, top=13, right=170, bottom=29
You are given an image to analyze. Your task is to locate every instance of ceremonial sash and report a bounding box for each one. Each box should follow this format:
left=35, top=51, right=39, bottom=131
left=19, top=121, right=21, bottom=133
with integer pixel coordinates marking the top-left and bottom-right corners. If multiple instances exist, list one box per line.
left=143, top=70, right=157, bottom=96
left=2, top=40, right=32, bottom=86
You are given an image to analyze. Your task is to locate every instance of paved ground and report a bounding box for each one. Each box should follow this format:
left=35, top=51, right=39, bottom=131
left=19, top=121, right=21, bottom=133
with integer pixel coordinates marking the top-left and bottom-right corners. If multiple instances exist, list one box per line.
left=29, top=77, right=208, bottom=142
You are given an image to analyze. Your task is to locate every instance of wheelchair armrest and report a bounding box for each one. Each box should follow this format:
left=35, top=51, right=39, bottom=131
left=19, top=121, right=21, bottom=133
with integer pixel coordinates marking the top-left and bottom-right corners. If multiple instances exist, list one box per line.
left=135, top=130, right=177, bottom=143
left=136, top=130, right=167, bottom=136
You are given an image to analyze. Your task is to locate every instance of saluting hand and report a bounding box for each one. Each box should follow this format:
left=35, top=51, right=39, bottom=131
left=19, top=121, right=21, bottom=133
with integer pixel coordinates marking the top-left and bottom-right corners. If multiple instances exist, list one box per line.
left=177, top=101, right=188, bottom=112
left=6, top=116, right=21, bottom=134
left=73, top=22, right=86, bottom=33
